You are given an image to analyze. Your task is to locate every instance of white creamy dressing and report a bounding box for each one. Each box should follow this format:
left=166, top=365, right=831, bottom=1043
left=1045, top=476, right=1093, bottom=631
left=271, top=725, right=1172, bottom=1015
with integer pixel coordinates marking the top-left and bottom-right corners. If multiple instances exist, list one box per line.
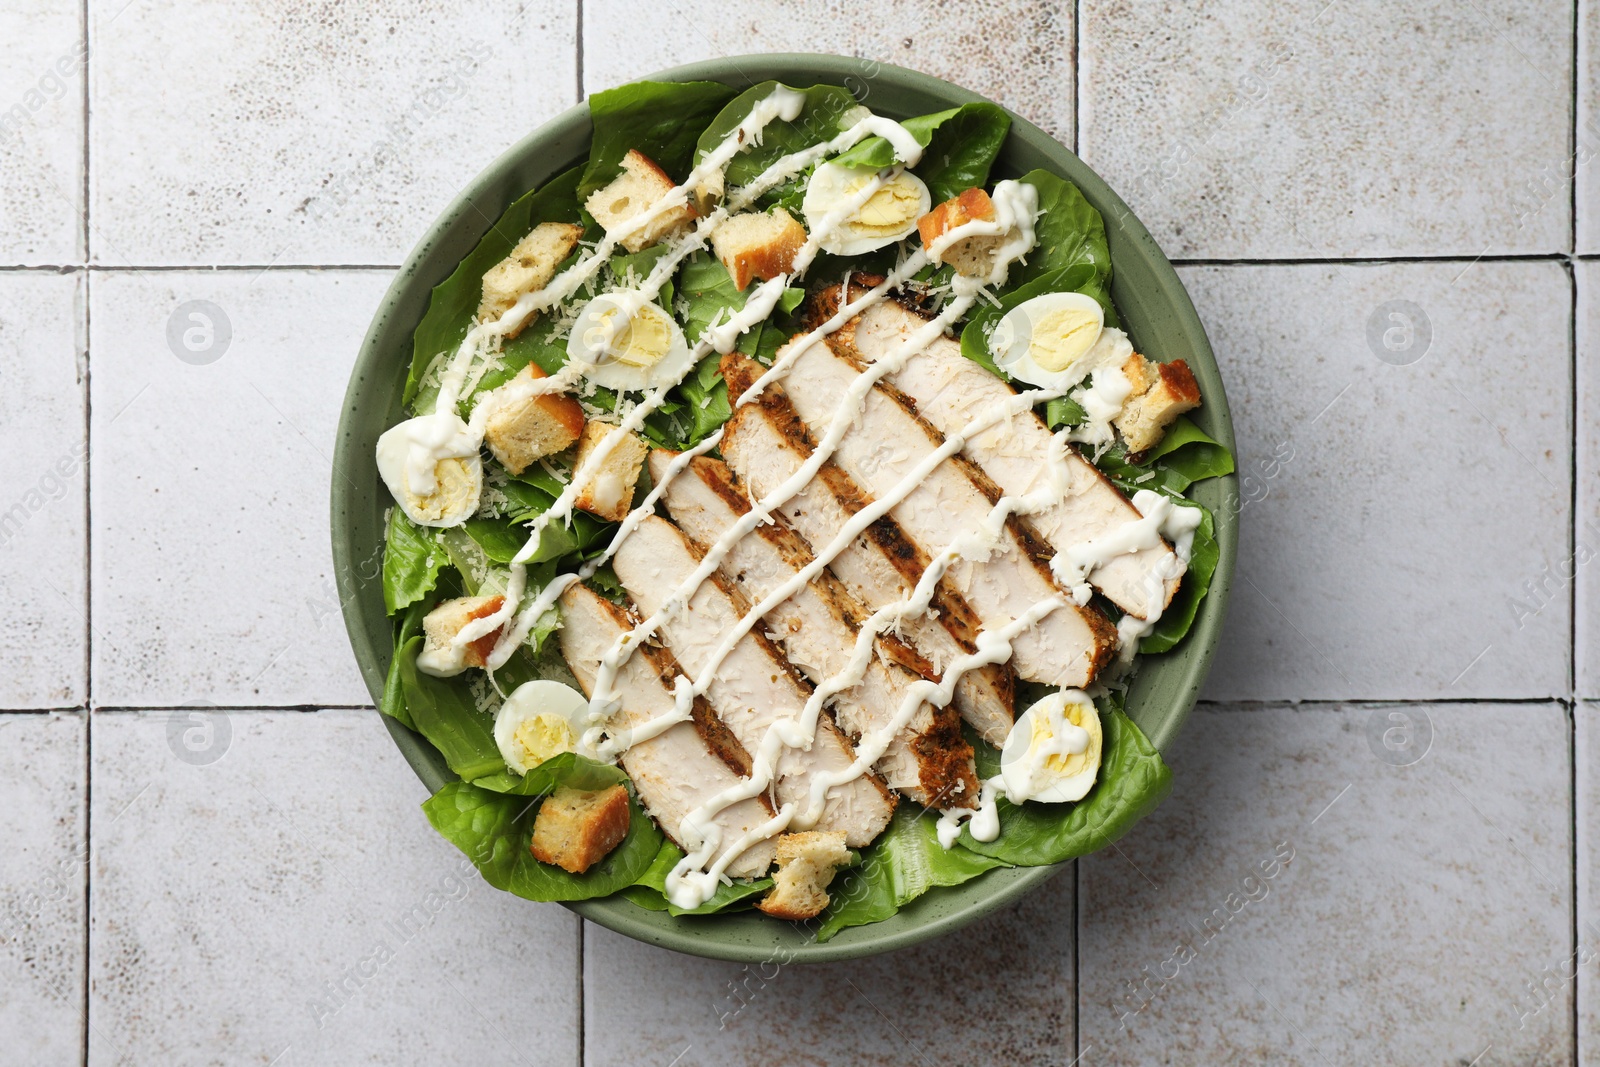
left=1109, top=490, right=1204, bottom=667
left=392, top=87, right=1200, bottom=901
left=926, top=179, right=1041, bottom=288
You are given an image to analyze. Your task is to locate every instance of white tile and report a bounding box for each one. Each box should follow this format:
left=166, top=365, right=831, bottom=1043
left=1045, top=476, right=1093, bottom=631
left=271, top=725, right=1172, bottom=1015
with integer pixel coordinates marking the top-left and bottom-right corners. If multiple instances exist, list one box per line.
left=584, top=874, right=1075, bottom=1066
left=582, top=0, right=1074, bottom=143
left=1189, top=260, right=1571, bottom=701
left=1080, top=702, right=1574, bottom=1065
left=1579, top=1, right=1600, bottom=254
left=88, top=709, right=580, bottom=1066
left=0, top=271, right=86, bottom=708
left=1580, top=260, right=1599, bottom=698
left=90, top=270, right=378, bottom=707
left=1580, top=702, right=1599, bottom=1062
left=0, top=713, right=86, bottom=1063
left=1080, top=0, right=1573, bottom=259
left=0, top=0, right=83, bottom=264
left=88, top=0, right=576, bottom=266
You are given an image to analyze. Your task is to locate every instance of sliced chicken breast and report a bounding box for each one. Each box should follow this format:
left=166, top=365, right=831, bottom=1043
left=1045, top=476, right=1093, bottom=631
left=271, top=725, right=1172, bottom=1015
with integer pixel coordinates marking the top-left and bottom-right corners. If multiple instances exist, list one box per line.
left=650, top=449, right=978, bottom=808
left=612, top=514, right=895, bottom=847
left=724, top=347, right=1116, bottom=689
left=557, top=584, right=776, bottom=879
left=823, top=287, right=1183, bottom=620
left=720, top=394, right=1016, bottom=747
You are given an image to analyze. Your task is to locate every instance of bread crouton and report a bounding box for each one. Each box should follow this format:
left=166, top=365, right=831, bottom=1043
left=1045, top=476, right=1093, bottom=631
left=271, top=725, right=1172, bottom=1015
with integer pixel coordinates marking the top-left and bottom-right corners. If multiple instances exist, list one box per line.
left=585, top=150, right=696, bottom=254
left=483, top=363, right=586, bottom=475
left=478, top=222, right=584, bottom=337
left=711, top=208, right=806, bottom=290
left=416, top=595, right=505, bottom=677
left=1115, top=355, right=1202, bottom=456
left=690, top=169, right=724, bottom=216
left=572, top=421, right=648, bottom=523
left=529, top=784, right=632, bottom=874
left=756, top=830, right=851, bottom=921
left=918, top=188, right=1006, bottom=278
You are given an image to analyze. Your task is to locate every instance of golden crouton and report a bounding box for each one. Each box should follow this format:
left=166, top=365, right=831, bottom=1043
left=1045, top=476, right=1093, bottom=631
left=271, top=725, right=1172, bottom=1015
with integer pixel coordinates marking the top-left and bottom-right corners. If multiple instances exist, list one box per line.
left=1115, top=354, right=1202, bottom=456
left=572, top=421, right=648, bottom=523
left=479, top=222, right=584, bottom=338
left=416, top=595, right=505, bottom=677
left=918, top=187, right=1005, bottom=278
left=585, top=150, right=696, bottom=254
left=711, top=208, right=807, bottom=290
left=483, top=363, right=586, bottom=475
left=756, top=830, right=852, bottom=921
left=530, top=785, right=632, bottom=874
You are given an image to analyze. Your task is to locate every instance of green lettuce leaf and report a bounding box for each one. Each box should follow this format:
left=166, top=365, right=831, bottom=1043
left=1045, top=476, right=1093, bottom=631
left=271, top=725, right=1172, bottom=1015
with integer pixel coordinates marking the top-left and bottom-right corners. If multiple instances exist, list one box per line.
left=580, top=80, right=738, bottom=199
left=696, top=82, right=860, bottom=187
left=624, top=842, right=775, bottom=916
left=1140, top=504, right=1219, bottom=655
left=423, top=769, right=663, bottom=902
left=407, top=165, right=587, bottom=410
left=1143, top=416, right=1236, bottom=485
left=468, top=749, right=625, bottom=797
left=815, top=806, right=1011, bottom=942
left=396, top=635, right=504, bottom=782
left=959, top=706, right=1172, bottom=864
left=1010, top=168, right=1112, bottom=292
left=379, top=599, right=428, bottom=730
left=909, top=103, right=1011, bottom=203
left=381, top=509, right=446, bottom=615
left=831, top=103, right=1006, bottom=179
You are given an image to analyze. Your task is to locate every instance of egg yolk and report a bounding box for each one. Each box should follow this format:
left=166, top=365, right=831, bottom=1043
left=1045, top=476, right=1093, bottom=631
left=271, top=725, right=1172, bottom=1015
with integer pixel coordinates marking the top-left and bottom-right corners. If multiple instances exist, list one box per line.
left=1030, top=703, right=1092, bottom=777
left=1027, top=307, right=1102, bottom=373
left=850, top=173, right=925, bottom=236
left=513, top=713, right=576, bottom=767
left=407, top=457, right=477, bottom=523
left=588, top=305, right=672, bottom=369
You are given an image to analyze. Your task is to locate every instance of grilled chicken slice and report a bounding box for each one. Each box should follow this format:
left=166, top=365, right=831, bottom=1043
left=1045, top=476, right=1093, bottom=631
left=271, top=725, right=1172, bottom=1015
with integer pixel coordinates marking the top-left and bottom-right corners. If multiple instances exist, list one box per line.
left=819, top=285, right=1184, bottom=620
left=724, top=347, right=1116, bottom=688
left=557, top=584, right=776, bottom=879
left=612, top=514, right=895, bottom=847
left=721, top=369, right=1016, bottom=747
left=651, top=450, right=979, bottom=808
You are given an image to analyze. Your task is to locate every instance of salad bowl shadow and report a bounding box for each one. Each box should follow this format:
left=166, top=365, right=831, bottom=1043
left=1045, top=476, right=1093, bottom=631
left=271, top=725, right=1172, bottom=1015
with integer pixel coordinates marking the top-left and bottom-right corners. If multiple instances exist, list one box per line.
left=332, top=53, right=1237, bottom=963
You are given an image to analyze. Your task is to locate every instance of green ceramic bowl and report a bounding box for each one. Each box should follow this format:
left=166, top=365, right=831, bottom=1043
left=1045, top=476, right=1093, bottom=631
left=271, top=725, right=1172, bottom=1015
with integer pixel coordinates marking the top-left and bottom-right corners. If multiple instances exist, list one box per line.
left=332, top=53, right=1237, bottom=963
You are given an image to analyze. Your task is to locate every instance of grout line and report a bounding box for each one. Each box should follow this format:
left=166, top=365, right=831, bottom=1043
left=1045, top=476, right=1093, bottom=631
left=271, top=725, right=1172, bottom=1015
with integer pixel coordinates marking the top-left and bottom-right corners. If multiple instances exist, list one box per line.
left=1194, top=696, right=1578, bottom=708
left=1071, top=0, right=1081, bottom=156
left=1570, top=705, right=1580, bottom=1066
left=1568, top=0, right=1580, bottom=258
left=87, top=704, right=379, bottom=714
left=1171, top=252, right=1578, bottom=268
left=574, top=0, right=585, bottom=104
left=0, top=263, right=405, bottom=273
left=80, top=706, right=91, bottom=1067
left=577, top=919, right=585, bottom=1067
left=80, top=0, right=89, bottom=265
left=1071, top=858, right=1081, bottom=1063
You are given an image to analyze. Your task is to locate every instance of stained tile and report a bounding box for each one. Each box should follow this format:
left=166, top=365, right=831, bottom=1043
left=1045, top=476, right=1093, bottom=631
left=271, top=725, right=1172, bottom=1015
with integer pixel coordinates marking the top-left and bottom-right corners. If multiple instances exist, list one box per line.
left=1187, top=260, right=1571, bottom=700
left=0, top=713, right=86, bottom=1063
left=0, top=271, right=86, bottom=708
left=1080, top=0, right=1573, bottom=258
left=0, top=0, right=83, bottom=263
left=1080, top=702, right=1573, bottom=1065
left=88, top=709, right=580, bottom=1066
left=582, top=0, right=1074, bottom=142
left=89, top=0, right=577, bottom=266
left=584, top=873, right=1075, bottom=1067
left=89, top=270, right=379, bottom=707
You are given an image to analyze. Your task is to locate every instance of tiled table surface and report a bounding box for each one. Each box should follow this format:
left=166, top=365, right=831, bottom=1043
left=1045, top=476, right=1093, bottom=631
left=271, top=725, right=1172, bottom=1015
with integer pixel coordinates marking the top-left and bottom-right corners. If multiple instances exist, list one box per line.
left=0, top=0, right=1595, bottom=1062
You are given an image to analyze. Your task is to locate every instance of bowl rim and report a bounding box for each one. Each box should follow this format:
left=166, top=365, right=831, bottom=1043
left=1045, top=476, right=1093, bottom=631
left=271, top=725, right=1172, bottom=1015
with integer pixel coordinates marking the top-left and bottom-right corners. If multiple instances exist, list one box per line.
left=332, top=51, right=1238, bottom=964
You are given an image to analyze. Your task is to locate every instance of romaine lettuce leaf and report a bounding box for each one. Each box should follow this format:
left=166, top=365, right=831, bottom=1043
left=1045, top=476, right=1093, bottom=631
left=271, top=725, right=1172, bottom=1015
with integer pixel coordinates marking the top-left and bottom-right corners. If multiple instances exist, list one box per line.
left=423, top=767, right=663, bottom=902
left=831, top=102, right=1007, bottom=183
left=695, top=82, right=860, bottom=189
left=396, top=635, right=504, bottom=782
left=815, top=806, right=1011, bottom=942
left=624, top=841, right=775, bottom=916
left=958, top=705, right=1172, bottom=864
left=382, top=508, right=446, bottom=615
left=1140, top=503, right=1219, bottom=654
left=380, top=600, right=427, bottom=730
left=1010, top=168, right=1113, bottom=291
left=407, top=165, right=588, bottom=410
left=580, top=80, right=738, bottom=199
